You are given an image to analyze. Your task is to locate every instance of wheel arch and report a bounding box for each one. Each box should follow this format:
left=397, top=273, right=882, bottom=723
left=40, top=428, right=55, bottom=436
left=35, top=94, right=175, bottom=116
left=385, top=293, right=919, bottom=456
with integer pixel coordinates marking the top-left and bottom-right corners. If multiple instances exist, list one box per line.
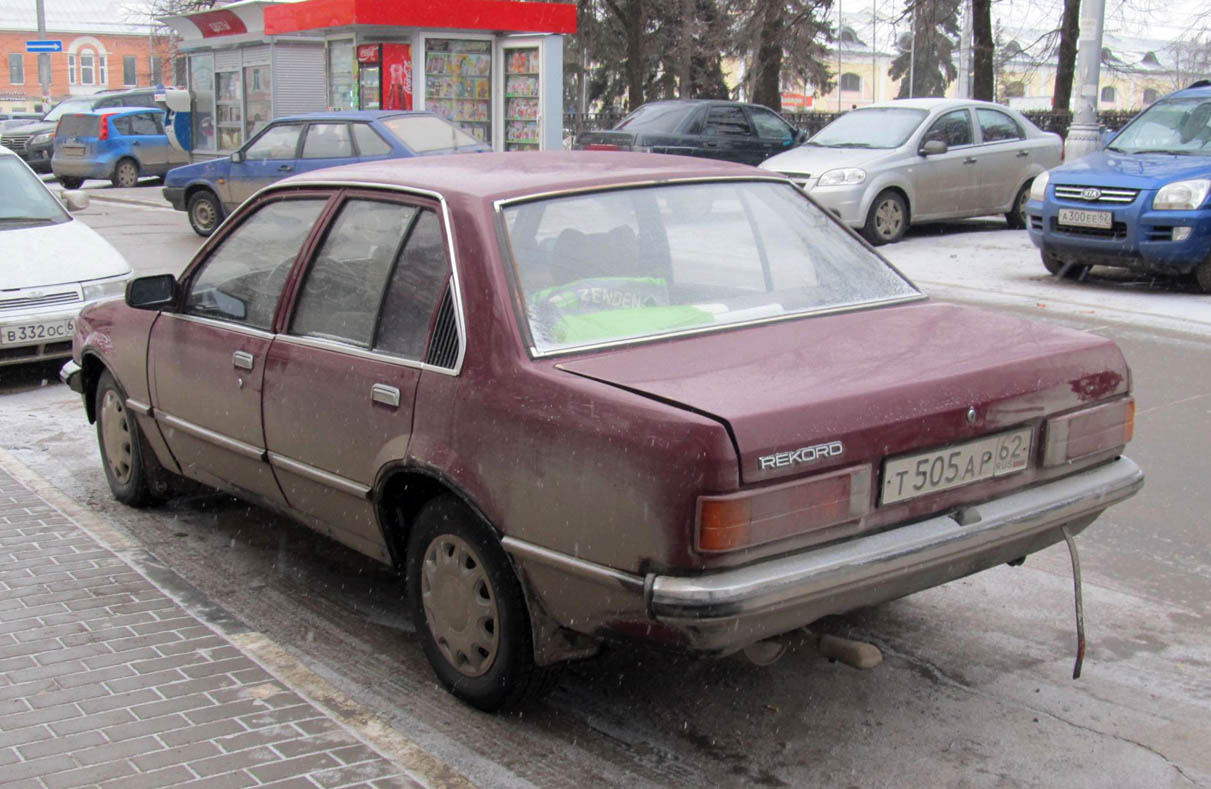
left=78, top=350, right=108, bottom=424
left=865, top=182, right=912, bottom=225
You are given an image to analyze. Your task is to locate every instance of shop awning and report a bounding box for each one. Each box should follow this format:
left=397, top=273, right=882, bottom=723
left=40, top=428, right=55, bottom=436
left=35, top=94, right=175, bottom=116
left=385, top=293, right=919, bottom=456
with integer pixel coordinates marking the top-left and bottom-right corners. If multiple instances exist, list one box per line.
left=263, top=0, right=577, bottom=36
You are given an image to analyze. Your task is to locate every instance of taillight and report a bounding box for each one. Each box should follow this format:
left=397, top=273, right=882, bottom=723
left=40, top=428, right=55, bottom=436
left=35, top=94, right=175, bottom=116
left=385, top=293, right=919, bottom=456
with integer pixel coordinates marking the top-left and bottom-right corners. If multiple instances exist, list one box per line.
left=98, top=114, right=115, bottom=141
left=696, top=465, right=872, bottom=552
left=1042, top=397, right=1134, bottom=467
left=54, top=118, right=63, bottom=136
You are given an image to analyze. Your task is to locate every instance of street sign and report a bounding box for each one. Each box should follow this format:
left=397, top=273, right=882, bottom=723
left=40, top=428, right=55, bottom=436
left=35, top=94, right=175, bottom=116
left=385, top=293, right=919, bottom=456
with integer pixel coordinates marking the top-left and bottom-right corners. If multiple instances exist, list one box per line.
left=26, top=40, right=63, bottom=53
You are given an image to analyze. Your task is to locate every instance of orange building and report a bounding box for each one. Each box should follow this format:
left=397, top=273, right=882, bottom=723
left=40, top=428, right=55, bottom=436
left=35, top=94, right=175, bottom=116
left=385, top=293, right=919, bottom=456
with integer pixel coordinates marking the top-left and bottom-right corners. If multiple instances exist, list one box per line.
left=1, top=1, right=176, bottom=113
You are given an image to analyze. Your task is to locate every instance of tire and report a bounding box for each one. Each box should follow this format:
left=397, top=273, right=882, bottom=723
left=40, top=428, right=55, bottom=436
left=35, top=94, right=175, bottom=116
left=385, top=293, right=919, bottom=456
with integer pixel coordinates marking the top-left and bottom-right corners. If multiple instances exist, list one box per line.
left=1042, top=251, right=1089, bottom=280
left=111, top=158, right=139, bottom=188
left=861, top=190, right=908, bottom=246
left=187, top=190, right=222, bottom=237
left=57, top=176, right=84, bottom=189
left=95, top=370, right=157, bottom=508
left=1005, top=181, right=1031, bottom=229
left=406, top=496, right=553, bottom=711
left=1195, top=257, right=1211, bottom=294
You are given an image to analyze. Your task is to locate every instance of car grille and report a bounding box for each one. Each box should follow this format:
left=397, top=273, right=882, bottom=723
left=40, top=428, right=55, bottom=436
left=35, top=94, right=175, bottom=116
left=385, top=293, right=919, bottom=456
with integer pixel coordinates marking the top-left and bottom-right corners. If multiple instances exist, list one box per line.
left=1049, top=217, right=1127, bottom=240
left=1053, top=184, right=1139, bottom=204
left=779, top=172, right=812, bottom=189
left=0, top=289, right=82, bottom=313
left=1, top=132, right=34, bottom=150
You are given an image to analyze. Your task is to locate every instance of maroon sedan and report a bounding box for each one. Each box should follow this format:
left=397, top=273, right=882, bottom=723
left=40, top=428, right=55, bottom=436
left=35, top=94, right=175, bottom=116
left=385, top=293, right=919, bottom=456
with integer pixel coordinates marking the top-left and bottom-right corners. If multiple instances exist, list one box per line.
left=62, top=152, right=1143, bottom=711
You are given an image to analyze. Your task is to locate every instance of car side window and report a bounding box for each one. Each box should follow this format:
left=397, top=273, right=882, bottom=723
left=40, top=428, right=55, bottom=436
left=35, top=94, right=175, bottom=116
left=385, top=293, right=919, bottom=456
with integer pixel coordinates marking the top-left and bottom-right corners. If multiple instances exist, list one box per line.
left=977, top=108, right=1023, bottom=142
left=749, top=107, right=794, bottom=142
left=127, top=112, right=163, bottom=135
left=245, top=124, right=302, bottom=160
left=184, top=198, right=327, bottom=331
left=924, top=109, right=974, bottom=147
left=375, top=210, right=451, bottom=359
left=112, top=116, right=135, bottom=135
left=291, top=200, right=418, bottom=348
left=351, top=123, right=392, bottom=156
left=302, top=123, right=354, bottom=159
left=705, top=106, right=754, bottom=137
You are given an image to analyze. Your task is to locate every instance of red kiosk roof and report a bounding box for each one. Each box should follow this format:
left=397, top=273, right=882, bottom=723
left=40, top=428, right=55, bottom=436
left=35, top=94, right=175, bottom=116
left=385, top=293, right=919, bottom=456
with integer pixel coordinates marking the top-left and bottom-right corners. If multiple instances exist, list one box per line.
left=263, top=0, right=577, bottom=36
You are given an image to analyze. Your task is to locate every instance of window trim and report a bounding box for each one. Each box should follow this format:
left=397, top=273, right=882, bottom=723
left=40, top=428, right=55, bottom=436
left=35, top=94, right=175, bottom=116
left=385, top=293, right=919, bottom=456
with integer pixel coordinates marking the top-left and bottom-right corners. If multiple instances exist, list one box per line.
left=123, top=54, right=137, bottom=86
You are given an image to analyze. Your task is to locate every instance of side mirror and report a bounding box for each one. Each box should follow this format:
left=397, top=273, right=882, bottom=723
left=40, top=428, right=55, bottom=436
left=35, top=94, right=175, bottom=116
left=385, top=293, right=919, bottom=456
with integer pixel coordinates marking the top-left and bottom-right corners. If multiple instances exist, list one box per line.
left=60, top=190, right=90, bottom=211
left=230, top=150, right=244, bottom=164
left=920, top=139, right=948, bottom=156
left=795, top=129, right=810, bottom=145
left=126, top=274, right=178, bottom=311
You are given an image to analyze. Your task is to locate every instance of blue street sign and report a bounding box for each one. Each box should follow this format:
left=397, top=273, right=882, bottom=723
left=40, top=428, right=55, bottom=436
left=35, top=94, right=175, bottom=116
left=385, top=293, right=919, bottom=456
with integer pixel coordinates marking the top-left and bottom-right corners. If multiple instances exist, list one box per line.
left=26, top=40, right=63, bottom=53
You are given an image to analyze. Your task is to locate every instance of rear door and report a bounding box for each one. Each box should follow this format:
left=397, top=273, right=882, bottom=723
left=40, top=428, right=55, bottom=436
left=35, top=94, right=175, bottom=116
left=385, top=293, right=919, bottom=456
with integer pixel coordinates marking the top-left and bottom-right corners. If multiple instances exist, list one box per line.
left=225, top=122, right=305, bottom=209
left=971, top=107, right=1032, bottom=211
left=262, top=193, right=453, bottom=557
left=117, top=111, right=169, bottom=172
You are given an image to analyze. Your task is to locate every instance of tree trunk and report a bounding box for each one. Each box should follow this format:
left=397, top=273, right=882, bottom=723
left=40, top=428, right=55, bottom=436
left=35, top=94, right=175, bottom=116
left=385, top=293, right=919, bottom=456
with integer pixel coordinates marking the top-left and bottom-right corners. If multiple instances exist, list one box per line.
left=622, top=0, right=646, bottom=109
left=1052, top=0, right=1080, bottom=111
left=970, top=0, right=994, bottom=100
left=677, top=0, right=692, bottom=96
left=751, top=7, right=784, bottom=110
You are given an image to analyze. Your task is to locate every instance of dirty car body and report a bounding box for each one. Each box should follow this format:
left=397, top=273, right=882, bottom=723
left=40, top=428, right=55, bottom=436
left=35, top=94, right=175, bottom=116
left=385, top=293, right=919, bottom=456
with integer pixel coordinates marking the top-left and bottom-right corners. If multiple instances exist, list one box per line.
left=63, top=152, right=1142, bottom=710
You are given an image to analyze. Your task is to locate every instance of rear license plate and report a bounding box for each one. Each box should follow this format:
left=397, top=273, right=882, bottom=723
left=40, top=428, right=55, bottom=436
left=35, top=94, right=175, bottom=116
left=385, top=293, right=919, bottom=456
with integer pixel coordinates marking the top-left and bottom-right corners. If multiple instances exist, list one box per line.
left=59, top=145, right=84, bottom=157
left=1, top=318, right=75, bottom=346
left=1058, top=207, right=1112, bottom=229
left=880, top=427, right=1032, bottom=505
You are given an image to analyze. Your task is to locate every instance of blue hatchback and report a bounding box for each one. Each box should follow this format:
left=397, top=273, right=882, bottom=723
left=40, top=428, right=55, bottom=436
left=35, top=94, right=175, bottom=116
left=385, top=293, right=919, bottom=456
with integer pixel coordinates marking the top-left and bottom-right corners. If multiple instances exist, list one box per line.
left=163, top=110, right=489, bottom=236
left=1027, top=82, right=1211, bottom=292
left=51, top=107, right=189, bottom=189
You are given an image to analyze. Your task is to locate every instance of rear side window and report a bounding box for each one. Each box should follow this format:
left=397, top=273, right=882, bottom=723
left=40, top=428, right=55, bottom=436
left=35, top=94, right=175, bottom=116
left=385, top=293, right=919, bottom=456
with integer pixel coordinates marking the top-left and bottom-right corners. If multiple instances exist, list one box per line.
left=977, top=109, right=1023, bottom=142
left=379, top=115, right=483, bottom=153
left=375, top=210, right=450, bottom=359
left=113, top=113, right=163, bottom=136
left=302, top=123, right=354, bottom=159
left=57, top=114, right=100, bottom=138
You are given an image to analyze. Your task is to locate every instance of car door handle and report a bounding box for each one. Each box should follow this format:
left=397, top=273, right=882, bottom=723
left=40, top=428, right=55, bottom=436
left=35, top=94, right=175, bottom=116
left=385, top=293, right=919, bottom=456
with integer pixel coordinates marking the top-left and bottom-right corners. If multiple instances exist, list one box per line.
left=277, top=164, right=293, bottom=172
left=1016, top=150, right=1030, bottom=157
left=371, top=383, right=400, bottom=408
left=232, top=350, right=255, bottom=371
left=964, top=157, right=978, bottom=164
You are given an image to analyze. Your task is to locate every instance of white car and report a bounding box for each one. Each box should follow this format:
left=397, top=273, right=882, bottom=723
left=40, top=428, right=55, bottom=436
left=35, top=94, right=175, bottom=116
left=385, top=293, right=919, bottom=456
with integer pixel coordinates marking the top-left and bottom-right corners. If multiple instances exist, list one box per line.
left=0, top=146, right=131, bottom=367
left=760, top=98, right=1062, bottom=245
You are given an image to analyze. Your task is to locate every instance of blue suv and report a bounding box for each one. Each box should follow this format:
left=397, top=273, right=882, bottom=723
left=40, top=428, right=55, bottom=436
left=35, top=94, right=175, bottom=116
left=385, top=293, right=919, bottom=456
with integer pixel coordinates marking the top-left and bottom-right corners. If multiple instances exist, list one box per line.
left=1027, top=81, right=1211, bottom=293
left=51, top=107, right=188, bottom=189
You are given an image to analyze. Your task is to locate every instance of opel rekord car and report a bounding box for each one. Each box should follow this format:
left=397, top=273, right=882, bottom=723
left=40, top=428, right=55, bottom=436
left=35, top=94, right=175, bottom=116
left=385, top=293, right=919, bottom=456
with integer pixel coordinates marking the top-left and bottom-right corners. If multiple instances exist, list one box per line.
left=62, top=152, right=1142, bottom=711
left=1, top=146, right=131, bottom=367
left=760, top=98, right=1062, bottom=245
left=1027, top=82, right=1211, bottom=292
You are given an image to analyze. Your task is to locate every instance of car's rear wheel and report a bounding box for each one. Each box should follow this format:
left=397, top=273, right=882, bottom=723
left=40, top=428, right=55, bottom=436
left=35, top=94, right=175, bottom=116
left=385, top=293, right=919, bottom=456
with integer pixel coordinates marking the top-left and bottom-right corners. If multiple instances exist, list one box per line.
left=1005, top=181, right=1031, bottom=229
left=58, top=176, right=84, bottom=189
left=1195, top=257, right=1211, bottom=294
left=95, top=369, right=157, bottom=508
left=406, top=495, right=553, bottom=711
left=112, top=158, right=139, bottom=188
left=187, top=190, right=222, bottom=237
left=1042, top=251, right=1089, bottom=280
left=862, top=190, right=908, bottom=245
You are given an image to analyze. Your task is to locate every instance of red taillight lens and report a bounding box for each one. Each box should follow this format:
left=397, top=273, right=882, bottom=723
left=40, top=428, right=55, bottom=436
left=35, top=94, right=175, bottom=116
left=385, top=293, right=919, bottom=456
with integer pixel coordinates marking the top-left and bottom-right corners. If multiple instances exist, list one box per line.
left=1042, top=397, right=1134, bottom=467
left=696, top=465, right=872, bottom=553
left=582, top=143, right=622, bottom=151
left=98, top=114, right=115, bottom=141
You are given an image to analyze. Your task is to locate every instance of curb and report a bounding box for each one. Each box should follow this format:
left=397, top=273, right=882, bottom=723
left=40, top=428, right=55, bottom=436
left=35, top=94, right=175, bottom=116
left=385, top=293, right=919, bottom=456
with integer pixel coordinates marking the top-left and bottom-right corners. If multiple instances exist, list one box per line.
left=86, top=192, right=175, bottom=210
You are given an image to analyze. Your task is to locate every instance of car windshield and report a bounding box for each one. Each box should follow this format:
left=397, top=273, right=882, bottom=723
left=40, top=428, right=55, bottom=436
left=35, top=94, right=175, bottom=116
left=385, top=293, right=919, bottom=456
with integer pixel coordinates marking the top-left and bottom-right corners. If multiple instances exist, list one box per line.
left=379, top=115, right=485, bottom=153
left=808, top=107, right=929, bottom=149
left=615, top=103, right=690, bottom=133
left=0, top=156, right=70, bottom=228
left=43, top=98, right=95, bottom=123
left=1107, top=97, right=1211, bottom=154
left=502, top=180, right=920, bottom=354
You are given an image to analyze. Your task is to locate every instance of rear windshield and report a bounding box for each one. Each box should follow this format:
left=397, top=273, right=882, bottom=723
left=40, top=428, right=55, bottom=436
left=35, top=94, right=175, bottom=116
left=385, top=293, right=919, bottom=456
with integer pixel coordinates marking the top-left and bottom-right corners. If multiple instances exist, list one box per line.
left=378, top=115, right=484, bottom=153
left=1108, top=97, right=1211, bottom=154
left=57, top=114, right=101, bottom=138
left=807, top=107, right=929, bottom=149
left=615, top=103, right=692, bottom=133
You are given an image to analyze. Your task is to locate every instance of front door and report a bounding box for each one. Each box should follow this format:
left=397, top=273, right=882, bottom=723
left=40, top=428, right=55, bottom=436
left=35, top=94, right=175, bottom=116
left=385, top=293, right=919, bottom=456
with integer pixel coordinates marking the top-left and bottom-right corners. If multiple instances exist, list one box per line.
left=701, top=104, right=767, bottom=165
left=263, top=197, right=452, bottom=559
left=912, top=108, right=978, bottom=219
left=148, top=196, right=329, bottom=505
left=225, top=122, right=305, bottom=209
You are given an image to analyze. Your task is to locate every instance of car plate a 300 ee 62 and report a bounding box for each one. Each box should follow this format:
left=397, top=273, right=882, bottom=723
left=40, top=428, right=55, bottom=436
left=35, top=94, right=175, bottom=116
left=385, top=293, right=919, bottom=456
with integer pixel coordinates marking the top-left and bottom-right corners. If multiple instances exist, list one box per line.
left=881, top=427, right=1033, bottom=505
left=1, top=318, right=75, bottom=346
left=1058, top=207, right=1112, bottom=229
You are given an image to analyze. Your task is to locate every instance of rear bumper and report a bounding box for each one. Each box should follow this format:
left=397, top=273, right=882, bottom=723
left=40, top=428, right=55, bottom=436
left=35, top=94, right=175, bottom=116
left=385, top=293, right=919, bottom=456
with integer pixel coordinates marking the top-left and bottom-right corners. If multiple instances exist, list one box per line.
left=506, top=456, right=1143, bottom=657
left=52, top=157, right=112, bottom=179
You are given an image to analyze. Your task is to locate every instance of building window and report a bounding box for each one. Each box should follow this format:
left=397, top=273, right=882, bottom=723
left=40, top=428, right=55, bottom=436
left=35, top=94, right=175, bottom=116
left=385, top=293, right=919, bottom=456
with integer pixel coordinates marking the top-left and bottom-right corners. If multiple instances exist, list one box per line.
left=8, top=54, right=24, bottom=85
left=1100, top=86, right=1116, bottom=103
left=80, top=53, right=95, bottom=85
left=839, top=72, right=861, bottom=92
left=1143, top=87, right=1159, bottom=104
left=150, top=56, right=162, bottom=85
left=68, top=55, right=76, bottom=84
left=99, top=56, right=108, bottom=85
left=123, top=55, right=137, bottom=85
left=1004, top=81, right=1026, bottom=98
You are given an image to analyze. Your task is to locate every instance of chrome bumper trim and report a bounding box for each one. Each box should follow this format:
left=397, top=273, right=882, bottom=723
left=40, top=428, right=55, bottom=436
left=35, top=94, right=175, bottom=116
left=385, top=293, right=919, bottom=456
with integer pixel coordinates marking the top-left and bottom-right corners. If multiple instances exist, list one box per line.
left=59, top=360, right=83, bottom=393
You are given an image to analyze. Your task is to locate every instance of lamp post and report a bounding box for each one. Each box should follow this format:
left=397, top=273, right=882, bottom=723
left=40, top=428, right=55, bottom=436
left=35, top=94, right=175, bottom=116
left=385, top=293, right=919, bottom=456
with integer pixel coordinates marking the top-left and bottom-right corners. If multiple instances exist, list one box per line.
left=36, top=0, right=50, bottom=108
left=1064, top=0, right=1106, bottom=160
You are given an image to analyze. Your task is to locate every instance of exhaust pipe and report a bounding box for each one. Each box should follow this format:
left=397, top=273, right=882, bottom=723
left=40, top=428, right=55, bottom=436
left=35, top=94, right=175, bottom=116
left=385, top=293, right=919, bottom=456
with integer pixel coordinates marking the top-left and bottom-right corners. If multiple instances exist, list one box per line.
left=740, top=630, right=884, bottom=669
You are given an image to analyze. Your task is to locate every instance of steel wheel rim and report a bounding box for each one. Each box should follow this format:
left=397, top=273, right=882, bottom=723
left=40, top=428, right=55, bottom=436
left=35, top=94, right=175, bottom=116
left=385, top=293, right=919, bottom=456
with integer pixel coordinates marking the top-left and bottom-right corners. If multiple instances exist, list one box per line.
left=1017, top=189, right=1029, bottom=226
left=117, top=162, right=137, bottom=187
left=420, top=533, right=500, bottom=678
left=875, top=199, right=904, bottom=239
left=100, top=389, right=133, bottom=485
left=191, top=200, right=216, bottom=231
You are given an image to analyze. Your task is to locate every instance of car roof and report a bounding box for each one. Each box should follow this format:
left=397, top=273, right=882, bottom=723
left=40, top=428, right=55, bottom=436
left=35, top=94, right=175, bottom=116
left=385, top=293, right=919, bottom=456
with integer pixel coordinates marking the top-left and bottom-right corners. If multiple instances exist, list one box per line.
left=269, top=110, right=439, bottom=122
left=65, top=106, right=164, bottom=117
left=859, top=98, right=1008, bottom=111
left=276, top=151, right=777, bottom=203
left=1170, top=82, right=1211, bottom=99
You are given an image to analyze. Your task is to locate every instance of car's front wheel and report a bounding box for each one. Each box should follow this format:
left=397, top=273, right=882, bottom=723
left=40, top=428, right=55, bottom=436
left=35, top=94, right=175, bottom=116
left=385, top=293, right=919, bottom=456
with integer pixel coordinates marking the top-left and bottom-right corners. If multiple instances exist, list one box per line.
left=1195, top=256, right=1211, bottom=294
left=112, top=158, right=139, bottom=188
left=1005, top=181, right=1032, bottom=229
left=1042, top=251, right=1089, bottom=280
left=187, top=190, right=222, bottom=237
left=58, top=176, right=84, bottom=189
left=95, top=370, right=157, bottom=508
left=862, top=190, right=908, bottom=245
left=406, top=495, right=553, bottom=711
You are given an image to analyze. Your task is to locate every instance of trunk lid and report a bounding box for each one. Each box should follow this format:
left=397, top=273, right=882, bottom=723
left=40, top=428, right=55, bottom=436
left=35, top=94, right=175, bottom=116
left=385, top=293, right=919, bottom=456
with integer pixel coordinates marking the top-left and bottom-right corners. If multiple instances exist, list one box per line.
left=557, top=301, right=1128, bottom=488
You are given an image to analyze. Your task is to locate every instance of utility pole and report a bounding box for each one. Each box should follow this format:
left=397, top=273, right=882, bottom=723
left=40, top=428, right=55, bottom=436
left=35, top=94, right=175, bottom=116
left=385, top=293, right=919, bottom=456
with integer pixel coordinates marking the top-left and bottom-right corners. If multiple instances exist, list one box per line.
left=908, top=10, right=915, bottom=98
left=837, top=0, right=844, bottom=111
left=1065, top=0, right=1106, bottom=160
left=36, top=0, right=50, bottom=109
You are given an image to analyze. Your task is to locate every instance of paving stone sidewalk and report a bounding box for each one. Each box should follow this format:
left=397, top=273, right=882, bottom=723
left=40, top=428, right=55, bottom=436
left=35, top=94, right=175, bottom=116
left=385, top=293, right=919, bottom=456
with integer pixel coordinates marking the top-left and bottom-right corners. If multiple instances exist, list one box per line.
left=0, top=462, right=421, bottom=789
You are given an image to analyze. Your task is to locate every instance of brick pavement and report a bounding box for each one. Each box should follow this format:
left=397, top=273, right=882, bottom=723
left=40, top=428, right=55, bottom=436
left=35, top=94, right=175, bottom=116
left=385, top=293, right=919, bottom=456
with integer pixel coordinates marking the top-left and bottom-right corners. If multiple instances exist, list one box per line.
left=0, top=459, right=435, bottom=789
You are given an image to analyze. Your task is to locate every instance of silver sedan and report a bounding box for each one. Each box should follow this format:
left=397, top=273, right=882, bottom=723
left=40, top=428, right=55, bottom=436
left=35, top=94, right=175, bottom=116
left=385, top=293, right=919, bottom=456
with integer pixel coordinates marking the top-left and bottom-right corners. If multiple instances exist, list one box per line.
left=760, top=98, right=1062, bottom=245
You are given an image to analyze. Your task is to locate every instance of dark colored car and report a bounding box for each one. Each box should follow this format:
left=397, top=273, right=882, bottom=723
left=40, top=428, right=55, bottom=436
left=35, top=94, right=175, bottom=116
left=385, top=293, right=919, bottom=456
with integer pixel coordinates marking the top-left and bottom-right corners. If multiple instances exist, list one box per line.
left=62, top=152, right=1142, bottom=712
left=0, top=88, right=161, bottom=174
left=574, top=99, right=807, bottom=166
left=163, top=110, right=489, bottom=237
left=51, top=107, right=189, bottom=189
left=1027, top=82, right=1211, bottom=292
